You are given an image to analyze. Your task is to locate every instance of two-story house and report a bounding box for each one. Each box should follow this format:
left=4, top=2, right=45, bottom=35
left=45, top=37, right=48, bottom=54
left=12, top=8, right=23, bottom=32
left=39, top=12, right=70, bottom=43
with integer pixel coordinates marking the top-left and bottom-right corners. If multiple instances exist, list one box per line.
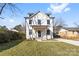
left=24, top=11, right=54, bottom=40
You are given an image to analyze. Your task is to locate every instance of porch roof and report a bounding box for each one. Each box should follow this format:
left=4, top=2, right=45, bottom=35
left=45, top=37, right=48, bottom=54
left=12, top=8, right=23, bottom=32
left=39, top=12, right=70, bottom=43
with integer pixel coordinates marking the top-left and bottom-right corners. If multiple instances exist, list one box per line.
left=32, top=25, right=48, bottom=31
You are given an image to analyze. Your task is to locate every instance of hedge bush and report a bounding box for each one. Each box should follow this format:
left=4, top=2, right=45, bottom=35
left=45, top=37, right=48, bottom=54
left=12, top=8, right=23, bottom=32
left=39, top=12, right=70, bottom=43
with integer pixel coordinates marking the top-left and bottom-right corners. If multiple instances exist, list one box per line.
left=0, top=30, right=25, bottom=43
left=0, top=32, right=10, bottom=43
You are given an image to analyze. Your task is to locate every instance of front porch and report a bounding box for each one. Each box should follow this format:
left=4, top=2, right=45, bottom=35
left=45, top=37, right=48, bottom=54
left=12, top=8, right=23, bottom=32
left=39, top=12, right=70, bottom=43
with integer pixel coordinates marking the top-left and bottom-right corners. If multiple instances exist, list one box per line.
left=30, top=25, right=53, bottom=40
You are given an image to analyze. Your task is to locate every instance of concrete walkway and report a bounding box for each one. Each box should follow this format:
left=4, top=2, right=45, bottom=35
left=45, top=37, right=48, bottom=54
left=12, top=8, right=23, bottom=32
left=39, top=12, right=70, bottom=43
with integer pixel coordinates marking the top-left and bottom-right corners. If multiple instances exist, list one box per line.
left=56, top=38, right=79, bottom=46
left=38, top=40, right=61, bottom=42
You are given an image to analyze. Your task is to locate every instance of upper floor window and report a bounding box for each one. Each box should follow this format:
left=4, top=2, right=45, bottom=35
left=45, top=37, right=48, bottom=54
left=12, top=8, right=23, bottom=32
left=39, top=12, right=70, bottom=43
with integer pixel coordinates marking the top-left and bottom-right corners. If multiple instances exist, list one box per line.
left=38, top=20, right=41, bottom=24
left=29, top=14, right=32, bottom=16
left=47, top=29, right=50, bottom=35
left=29, top=20, right=32, bottom=24
left=47, top=20, right=50, bottom=24
left=47, top=14, right=50, bottom=17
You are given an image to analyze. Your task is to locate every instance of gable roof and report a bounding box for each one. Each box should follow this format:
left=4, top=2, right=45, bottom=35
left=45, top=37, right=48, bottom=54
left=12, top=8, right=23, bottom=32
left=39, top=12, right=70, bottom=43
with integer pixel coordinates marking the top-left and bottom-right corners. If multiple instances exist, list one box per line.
left=62, top=27, right=79, bottom=32
left=25, top=11, right=54, bottom=19
left=24, top=11, right=40, bottom=19
left=29, top=11, right=40, bottom=18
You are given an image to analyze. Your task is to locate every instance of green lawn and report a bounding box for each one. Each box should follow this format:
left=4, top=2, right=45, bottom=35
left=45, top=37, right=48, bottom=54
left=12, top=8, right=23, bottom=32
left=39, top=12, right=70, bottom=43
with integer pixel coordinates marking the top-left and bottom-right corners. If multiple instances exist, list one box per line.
left=0, top=40, right=79, bottom=56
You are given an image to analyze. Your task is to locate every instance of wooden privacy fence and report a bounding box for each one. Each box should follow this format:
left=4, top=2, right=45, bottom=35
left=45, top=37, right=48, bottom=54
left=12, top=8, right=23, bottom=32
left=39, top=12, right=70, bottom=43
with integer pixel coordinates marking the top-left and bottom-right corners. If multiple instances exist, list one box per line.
left=58, top=31, right=79, bottom=40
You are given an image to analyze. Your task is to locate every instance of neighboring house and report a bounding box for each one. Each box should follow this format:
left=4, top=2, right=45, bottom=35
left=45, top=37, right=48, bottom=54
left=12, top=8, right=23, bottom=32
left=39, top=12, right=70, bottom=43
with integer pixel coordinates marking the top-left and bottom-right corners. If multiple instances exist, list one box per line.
left=10, top=29, right=19, bottom=32
left=53, top=25, right=63, bottom=34
left=58, top=27, right=79, bottom=38
left=24, top=11, right=54, bottom=40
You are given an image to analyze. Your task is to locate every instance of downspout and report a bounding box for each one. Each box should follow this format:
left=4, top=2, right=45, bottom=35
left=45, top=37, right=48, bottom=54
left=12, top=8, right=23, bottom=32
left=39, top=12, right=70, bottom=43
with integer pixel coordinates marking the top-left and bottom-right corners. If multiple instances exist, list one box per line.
left=52, top=17, right=55, bottom=39
left=24, top=17, right=27, bottom=39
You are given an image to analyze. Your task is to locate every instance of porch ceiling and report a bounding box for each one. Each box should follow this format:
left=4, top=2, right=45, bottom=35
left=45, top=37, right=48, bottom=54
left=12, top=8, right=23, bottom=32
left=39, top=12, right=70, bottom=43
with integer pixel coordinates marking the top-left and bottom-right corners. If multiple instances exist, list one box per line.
left=32, top=25, right=48, bottom=31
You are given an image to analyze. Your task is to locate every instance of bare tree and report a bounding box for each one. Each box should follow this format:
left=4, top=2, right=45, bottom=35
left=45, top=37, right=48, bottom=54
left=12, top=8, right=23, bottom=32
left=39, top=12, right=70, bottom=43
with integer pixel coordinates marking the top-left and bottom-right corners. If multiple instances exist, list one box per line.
left=0, top=3, right=6, bottom=15
left=74, top=22, right=79, bottom=28
left=53, top=17, right=66, bottom=34
left=0, top=3, right=21, bottom=19
left=0, top=25, right=8, bottom=30
left=13, top=23, right=26, bottom=33
left=53, top=17, right=66, bottom=28
left=13, top=24, right=23, bottom=32
left=21, top=22, right=26, bottom=33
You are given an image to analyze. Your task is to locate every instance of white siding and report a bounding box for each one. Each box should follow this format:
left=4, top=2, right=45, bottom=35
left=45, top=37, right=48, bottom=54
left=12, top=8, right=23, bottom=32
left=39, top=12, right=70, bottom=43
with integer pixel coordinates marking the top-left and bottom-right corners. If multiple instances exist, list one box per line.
left=26, top=12, right=53, bottom=40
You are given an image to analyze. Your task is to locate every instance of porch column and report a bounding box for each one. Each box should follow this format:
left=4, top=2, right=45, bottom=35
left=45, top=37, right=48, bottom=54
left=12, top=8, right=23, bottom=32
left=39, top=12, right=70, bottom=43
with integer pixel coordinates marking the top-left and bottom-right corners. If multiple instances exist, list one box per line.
left=45, top=28, right=47, bottom=40
left=35, top=30, right=37, bottom=39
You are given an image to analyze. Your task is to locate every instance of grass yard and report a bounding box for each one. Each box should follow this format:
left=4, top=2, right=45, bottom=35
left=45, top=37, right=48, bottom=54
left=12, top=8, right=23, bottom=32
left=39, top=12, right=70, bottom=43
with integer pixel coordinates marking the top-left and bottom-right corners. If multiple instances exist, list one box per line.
left=0, top=39, right=79, bottom=56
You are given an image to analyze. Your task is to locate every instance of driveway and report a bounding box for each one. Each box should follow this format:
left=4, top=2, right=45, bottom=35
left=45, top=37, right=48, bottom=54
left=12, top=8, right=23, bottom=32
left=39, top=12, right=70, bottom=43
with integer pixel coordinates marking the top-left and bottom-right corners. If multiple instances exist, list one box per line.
left=56, top=38, right=79, bottom=46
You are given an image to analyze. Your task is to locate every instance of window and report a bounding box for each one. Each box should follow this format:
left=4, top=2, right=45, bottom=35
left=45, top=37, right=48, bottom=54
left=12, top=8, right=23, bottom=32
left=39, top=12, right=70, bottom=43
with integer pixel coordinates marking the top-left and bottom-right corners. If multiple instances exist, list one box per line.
left=47, top=29, right=50, bottom=35
left=29, top=14, right=32, bottom=16
left=47, top=14, right=50, bottom=16
left=29, top=29, right=32, bottom=35
left=29, top=20, right=32, bottom=24
left=38, top=20, right=41, bottom=24
left=47, top=20, right=50, bottom=24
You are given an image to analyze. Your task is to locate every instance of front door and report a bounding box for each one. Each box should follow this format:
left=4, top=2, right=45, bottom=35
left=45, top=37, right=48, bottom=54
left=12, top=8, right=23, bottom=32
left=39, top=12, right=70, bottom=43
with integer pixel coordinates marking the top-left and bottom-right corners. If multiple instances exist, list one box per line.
left=38, top=31, right=41, bottom=37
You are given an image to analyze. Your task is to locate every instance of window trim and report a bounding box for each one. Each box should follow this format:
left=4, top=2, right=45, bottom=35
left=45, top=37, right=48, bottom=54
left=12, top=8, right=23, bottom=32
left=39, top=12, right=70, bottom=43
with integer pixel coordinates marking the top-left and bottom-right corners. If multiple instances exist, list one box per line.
left=38, top=19, right=41, bottom=25
left=47, top=20, right=50, bottom=24
left=29, top=29, right=32, bottom=35
left=29, top=20, right=32, bottom=24
left=47, top=29, right=50, bottom=35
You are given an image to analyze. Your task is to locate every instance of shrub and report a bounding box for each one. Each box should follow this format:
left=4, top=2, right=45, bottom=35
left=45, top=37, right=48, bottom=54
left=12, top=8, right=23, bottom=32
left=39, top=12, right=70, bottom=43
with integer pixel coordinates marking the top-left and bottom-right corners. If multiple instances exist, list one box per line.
left=53, top=33, right=60, bottom=38
left=0, top=31, right=10, bottom=43
left=0, top=30, right=25, bottom=43
left=8, top=31, right=25, bottom=40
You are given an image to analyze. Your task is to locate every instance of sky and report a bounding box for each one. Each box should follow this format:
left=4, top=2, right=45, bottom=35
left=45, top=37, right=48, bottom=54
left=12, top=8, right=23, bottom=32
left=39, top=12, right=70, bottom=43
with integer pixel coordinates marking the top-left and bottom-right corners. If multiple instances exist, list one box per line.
left=0, top=3, right=79, bottom=29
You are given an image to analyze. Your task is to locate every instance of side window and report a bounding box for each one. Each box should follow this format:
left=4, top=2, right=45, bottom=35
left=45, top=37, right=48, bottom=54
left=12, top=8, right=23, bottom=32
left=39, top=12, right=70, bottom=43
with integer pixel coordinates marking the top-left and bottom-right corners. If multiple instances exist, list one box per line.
left=29, top=20, right=32, bottom=24
left=38, top=20, right=41, bottom=24
left=29, top=29, right=32, bottom=35
left=47, top=29, right=50, bottom=35
left=47, top=20, right=50, bottom=24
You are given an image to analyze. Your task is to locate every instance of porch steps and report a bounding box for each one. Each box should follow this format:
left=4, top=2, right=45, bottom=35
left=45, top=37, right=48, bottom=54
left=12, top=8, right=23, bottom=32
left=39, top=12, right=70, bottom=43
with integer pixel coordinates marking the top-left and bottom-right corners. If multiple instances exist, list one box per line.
left=36, top=38, right=42, bottom=41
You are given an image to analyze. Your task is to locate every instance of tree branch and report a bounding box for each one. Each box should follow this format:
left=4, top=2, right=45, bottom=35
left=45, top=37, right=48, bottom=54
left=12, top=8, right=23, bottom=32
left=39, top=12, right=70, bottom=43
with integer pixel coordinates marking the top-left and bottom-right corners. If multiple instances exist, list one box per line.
left=0, top=3, right=6, bottom=15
